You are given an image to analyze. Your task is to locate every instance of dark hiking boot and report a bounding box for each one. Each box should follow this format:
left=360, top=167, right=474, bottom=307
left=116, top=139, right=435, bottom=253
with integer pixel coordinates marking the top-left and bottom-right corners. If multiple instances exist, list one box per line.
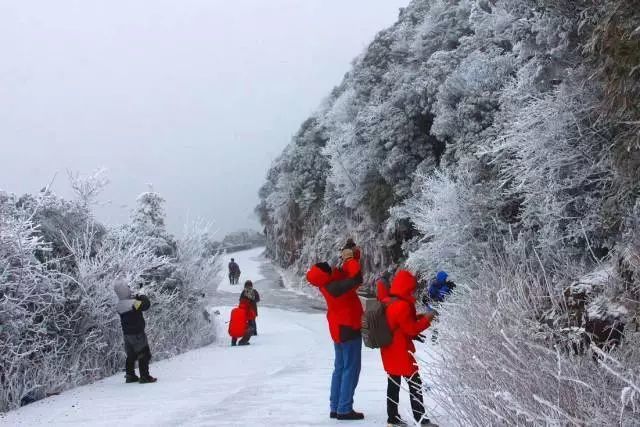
left=125, top=374, right=139, bottom=383
left=238, top=341, right=251, bottom=346
left=139, top=375, right=157, bottom=384
left=419, top=421, right=438, bottom=427
left=387, top=415, right=407, bottom=426
left=336, top=410, right=364, bottom=420
left=330, top=412, right=337, bottom=419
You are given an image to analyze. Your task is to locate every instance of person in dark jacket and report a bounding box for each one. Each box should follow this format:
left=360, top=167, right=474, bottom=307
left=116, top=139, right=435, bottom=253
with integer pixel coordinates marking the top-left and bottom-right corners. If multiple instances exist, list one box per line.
left=114, top=280, right=156, bottom=384
left=307, top=247, right=365, bottom=421
left=228, top=258, right=241, bottom=284
left=381, top=270, right=437, bottom=426
left=239, top=280, right=260, bottom=335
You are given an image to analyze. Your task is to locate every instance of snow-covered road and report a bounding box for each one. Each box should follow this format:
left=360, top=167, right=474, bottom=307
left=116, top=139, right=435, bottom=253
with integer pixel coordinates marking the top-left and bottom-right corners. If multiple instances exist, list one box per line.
left=0, top=248, right=444, bottom=426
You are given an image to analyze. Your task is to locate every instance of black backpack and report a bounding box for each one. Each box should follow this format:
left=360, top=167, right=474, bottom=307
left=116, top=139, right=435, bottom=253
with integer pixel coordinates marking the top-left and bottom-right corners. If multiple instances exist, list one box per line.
left=361, top=299, right=395, bottom=349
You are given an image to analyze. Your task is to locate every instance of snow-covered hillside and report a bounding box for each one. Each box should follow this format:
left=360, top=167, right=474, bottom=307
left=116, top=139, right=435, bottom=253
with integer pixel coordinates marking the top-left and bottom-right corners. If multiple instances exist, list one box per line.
left=256, top=0, right=640, bottom=424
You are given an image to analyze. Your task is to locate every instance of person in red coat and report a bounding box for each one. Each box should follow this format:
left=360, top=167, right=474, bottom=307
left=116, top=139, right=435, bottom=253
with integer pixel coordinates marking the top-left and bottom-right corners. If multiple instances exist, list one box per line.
left=228, top=299, right=253, bottom=346
left=306, top=247, right=365, bottom=421
left=381, top=270, right=436, bottom=426
left=375, top=271, right=392, bottom=302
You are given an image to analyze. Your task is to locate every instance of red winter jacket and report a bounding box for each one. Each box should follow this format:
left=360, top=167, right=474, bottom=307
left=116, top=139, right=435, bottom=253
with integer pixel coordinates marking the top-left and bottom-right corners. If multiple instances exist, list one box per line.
left=239, top=298, right=257, bottom=320
left=380, top=270, right=431, bottom=377
left=306, top=258, right=364, bottom=343
left=228, top=305, right=249, bottom=338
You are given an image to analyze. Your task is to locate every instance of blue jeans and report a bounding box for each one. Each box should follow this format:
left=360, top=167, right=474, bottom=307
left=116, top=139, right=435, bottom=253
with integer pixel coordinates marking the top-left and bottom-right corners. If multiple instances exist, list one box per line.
left=330, top=337, right=362, bottom=414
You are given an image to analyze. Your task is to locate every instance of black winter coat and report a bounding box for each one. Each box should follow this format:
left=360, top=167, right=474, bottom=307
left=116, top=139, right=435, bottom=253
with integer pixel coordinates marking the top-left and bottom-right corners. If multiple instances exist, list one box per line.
left=119, top=295, right=151, bottom=335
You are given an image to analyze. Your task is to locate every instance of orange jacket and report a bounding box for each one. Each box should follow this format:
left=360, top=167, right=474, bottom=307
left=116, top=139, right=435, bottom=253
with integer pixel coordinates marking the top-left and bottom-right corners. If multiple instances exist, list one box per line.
left=228, top=306, right=249, bottom=338
left=380, top=270, right=430, bottom=377
left=306, top=259, right=363, bottom=343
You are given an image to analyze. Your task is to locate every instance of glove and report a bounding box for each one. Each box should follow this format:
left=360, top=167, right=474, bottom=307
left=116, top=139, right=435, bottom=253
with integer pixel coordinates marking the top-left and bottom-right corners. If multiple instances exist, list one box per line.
left=413, top=334, right=426, bottom=343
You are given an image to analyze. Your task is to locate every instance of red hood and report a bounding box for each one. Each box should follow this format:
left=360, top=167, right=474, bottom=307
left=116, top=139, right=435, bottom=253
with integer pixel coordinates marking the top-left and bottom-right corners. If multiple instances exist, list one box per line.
left=389, top=270, right=417, bottom=302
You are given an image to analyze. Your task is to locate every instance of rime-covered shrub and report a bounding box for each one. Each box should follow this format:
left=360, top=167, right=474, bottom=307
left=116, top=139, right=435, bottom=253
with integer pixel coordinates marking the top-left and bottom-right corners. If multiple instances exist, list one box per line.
left=0, top=186, right=220, bottom=412
left=420, top=247, right=640, bottom=426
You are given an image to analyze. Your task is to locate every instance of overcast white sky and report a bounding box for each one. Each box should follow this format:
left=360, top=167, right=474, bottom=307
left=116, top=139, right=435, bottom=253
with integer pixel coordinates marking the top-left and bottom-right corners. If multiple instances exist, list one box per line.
left=0, top=0, right=408, bottom=237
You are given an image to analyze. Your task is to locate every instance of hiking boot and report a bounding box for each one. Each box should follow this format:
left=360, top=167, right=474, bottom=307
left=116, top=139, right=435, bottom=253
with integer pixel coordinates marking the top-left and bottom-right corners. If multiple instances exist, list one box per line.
left=336, top=410, right=364, bottom=420
left=330, top=412, right=337, bottom=419
left=419, top=420, right=439, bottom=427
left=387, top=415, right=407, bottom=426
left=125, top=374, right=139, bottom=383
left=139, top=375, right=157, bottom=384
left=238, top=341, right=251, bottom=346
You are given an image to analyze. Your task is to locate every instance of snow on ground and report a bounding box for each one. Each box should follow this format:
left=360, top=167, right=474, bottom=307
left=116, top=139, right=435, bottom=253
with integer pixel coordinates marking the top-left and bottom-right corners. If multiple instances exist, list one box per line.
left=217, top=247, right=266, bottom=294
left=1, top=248, right=447, bottom=427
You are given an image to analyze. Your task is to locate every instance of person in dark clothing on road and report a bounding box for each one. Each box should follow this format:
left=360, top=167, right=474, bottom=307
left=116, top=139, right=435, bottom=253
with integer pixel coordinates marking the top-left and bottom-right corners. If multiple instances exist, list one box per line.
left=307, top=246, right=365, bottom=421
left=114, top=280, right=156, bottom=384
left=240, top=280, right=260, bottom=336
left=228, top=258, right=241, bottom=284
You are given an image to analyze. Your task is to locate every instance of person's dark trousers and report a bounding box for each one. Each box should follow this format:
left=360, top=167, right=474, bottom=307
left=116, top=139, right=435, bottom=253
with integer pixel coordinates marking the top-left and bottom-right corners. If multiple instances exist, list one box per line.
left=238, top=333, right=251, bottom=345
left=138, top=347, right=152, bottom=377
left=330, top=337, right=362, bottom=415
left=249, top=319, right=257, bottom=336
left=124, top=333, right=151, bottom=377
left=387, top=373, right=425, bottom=422
left=231, top=331, right=251, bottom=345
left=125, top=353, right=136, bottom=376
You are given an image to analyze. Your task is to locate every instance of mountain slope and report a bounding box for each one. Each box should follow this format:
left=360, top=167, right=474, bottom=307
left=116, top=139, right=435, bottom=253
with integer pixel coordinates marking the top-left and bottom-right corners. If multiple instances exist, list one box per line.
left=257, top=0, right=640, bottom=424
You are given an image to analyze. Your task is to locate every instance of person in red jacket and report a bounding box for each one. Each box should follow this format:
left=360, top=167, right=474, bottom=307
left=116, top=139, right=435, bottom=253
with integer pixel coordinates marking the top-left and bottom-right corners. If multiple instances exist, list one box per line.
left=306, top=248, right=365, bottom=421
left=381, top=270, right=437, bottom=426
left=228, top=299, right=253, bottom=346
left=375, top=270, right=392, bottom=301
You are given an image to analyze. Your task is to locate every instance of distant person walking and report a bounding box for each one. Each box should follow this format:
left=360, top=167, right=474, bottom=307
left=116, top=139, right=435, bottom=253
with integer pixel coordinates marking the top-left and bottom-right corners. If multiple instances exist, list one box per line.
left=306, top=241, right=365, bottom=421
left=240, top=280, right=260, bottom=336
left=114, top=280, right=157, bottom=384
left=228, top=258, right=241, bottom=284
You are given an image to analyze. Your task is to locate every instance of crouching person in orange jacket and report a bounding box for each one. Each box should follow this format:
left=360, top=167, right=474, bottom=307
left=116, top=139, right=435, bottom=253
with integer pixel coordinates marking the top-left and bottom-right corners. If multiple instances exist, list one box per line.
left=381, top=270, right=437, bottom=427
left=228, top=299, right=254, bottom=346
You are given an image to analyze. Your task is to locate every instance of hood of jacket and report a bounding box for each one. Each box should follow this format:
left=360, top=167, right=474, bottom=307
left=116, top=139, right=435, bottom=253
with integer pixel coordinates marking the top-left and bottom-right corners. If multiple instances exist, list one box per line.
left=114, top=280, right=136, bottom=314
left=389, top=270, right=417, bottom=302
